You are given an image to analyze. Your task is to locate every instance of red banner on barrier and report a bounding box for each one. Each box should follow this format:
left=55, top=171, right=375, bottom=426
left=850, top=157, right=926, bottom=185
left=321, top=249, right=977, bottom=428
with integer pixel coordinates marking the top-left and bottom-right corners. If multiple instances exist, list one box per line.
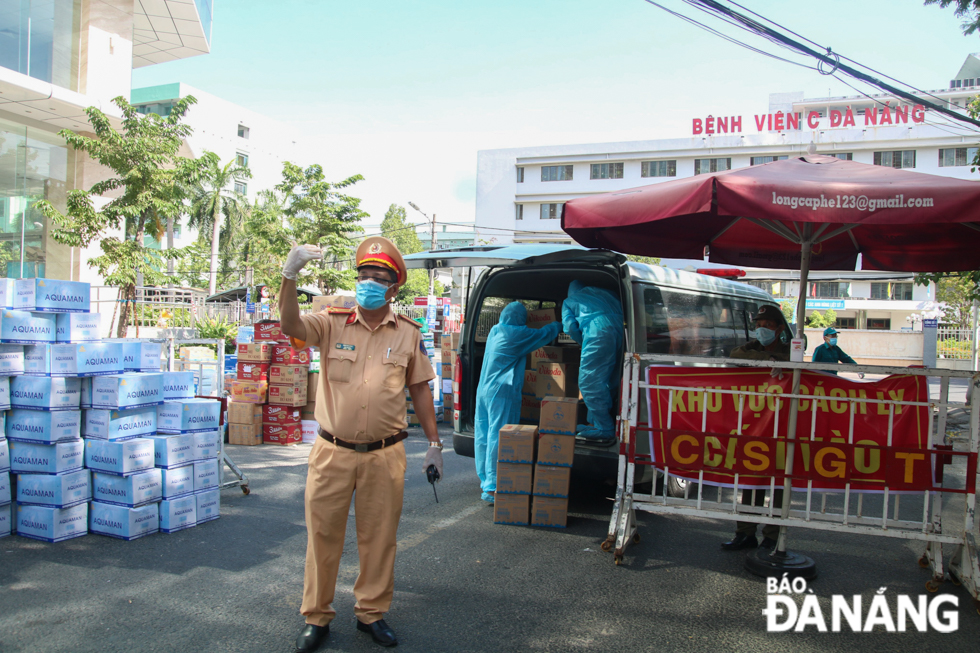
left=645, top=367, right=932, bottom=491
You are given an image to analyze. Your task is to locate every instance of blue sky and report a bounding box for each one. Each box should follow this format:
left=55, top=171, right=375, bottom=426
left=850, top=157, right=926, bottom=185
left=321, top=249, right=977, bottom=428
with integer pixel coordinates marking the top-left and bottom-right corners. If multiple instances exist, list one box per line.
left=133, top=0, right=980, bottom=228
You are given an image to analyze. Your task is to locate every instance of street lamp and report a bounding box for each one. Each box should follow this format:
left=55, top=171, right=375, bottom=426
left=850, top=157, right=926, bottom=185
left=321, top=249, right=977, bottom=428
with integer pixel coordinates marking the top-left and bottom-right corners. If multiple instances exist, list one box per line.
left=408, top=202, right=437, bottom=297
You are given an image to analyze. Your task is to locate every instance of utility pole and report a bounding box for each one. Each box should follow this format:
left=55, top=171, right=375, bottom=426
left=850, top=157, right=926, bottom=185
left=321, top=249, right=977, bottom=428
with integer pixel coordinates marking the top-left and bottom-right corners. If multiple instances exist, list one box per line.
left=428, top=213, right=437, bottom=297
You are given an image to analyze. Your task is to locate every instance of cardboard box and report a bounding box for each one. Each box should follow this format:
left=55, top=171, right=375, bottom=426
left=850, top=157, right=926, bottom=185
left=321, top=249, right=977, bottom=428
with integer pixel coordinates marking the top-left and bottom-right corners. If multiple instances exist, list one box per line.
left=0, top=344, right=25, bottom=376
left=497, top=424, right=537, bottom=464
left=236, top=362, right=270, bottom=381
left=193, top=430, right=220, bottom=460
left=55, top=312, right=102, bottom=343
left=536, top=433, right=575, bottom=467
left=0, top=502, right=10, bottom=537
left=307, top=372, right=319, bottom=398
left=301, top=402, right=316, bottom=421
left=24, top=344, right=54, bottom=375
left=531, top=346, right=579, bottom=367
left=0, top=471, right=10, bottom=504
left=82, top=407, right=156, bottom=441
left=162, top=371, right=196, bottom=400
left=0, top=310, right=57, bottom=344
left=160, top=464, right=195, bottom=499
left=531, top=496, right=568, bottom=528
left=0, top=441, right=8, bottom=473
left=526, top=308, right=557, bottom=330
left=159, top=495, right=196, bottom=533
left=496, top=462, right=533, bottom=495
left=523, top=369, right=538, bottom=395
left=268, top=384, right=307, bottom=407
left=520, top=395, right=541, bottom=422
left=46, top=343, right=125, bottom=377
left=0, top=278, right=14, bottom=309
left=179, top=346, right=215, bottom=362
left=84, top=438, right=155, bottom=477
left=193, top=459, right=219, bottom=491
left=301, top=420, right=318, bottom=444
left=312, top=295, right=356, bottom=313
left=195, top=488, right=220, bottom=523
left=230, top=380, right=268, bottom=404
left=122, top=342, right=162, bottom=372
left=533, top=464, right=571, bottom=497
left=0, top=374, right=9, bottom=409
left=539, top=397, right=578, bottom=436
left=493, top=493, right=530, bottom=525
left=91, top=468, right=162, bottom=507
left=263, top=422, right=302, bottom=445
left=157, top=399, right=221, bottom=434
left=237, top=342, right=273, bottom=362
left=253, top=321, right=286, bottom=342
left=10, top=376, right=81, bottom=411
left=536, top=362, right=579, bottom=399
left=269, top=364, right=308, bottom=386
left=80, top=377, right=92, bottom=408
left=91, top=373, right=164, bottom=410
left=14, top=278, right=90, bottom=313
left=89, top=501, right=159, bottom=540
left=16, top=469, right=91, bottom=508
left=272, top=345, right=311, bottom=366
left=9, top=440, right=84, bottom=474
left=228, top=401, right=262, bottom=425
left=6, top=408, right=81, bottom=443
left=228, top=422, right=262, bottom=445
left=16, top=503, right=88, bottom=542
left=262, top=405, right=301, bottom=425
left=148, top=433, right=195, bottom=469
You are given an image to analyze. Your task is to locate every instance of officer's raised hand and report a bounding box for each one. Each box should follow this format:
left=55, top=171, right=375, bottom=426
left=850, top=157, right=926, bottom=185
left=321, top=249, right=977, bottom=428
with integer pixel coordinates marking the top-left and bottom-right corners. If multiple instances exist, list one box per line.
left=282, top=243, right=323, bottom=279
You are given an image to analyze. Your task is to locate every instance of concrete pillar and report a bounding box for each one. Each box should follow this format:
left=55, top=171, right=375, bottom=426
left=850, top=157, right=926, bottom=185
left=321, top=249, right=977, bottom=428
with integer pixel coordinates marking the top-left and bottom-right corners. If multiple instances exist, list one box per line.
left=922, top=318, right=938, bottom=368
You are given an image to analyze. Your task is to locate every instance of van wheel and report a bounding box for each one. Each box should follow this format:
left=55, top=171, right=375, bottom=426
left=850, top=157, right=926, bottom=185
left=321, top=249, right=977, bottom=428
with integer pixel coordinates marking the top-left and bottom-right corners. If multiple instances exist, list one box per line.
left=667, top=476, right=693, bottom=498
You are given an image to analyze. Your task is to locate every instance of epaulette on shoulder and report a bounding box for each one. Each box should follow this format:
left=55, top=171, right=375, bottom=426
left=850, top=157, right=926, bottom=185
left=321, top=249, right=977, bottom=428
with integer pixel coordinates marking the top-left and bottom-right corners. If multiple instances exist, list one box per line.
left=327, top=307, right=354, bottom=315
left=398, top=314, right=423, bottom=328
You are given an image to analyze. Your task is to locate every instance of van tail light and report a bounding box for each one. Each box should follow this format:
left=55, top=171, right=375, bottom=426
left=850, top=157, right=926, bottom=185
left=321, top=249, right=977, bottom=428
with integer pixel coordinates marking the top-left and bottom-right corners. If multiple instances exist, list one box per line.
left=453, top=353, right=462, bottom=411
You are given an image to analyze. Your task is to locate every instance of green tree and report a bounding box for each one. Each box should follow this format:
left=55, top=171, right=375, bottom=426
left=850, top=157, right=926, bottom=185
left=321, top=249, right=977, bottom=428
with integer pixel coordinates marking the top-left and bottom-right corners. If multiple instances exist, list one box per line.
left=931, top=275, right=977, bottom=328
left=806, top=309, right=837, bottom=329
left=379, top=203, right=441, bottom=301
left=627, top=254, right=662, bottom=265
left=36, top=96, right=209, bottom=336
left=925, top=0, right=980, bottom=35
left=779, top=300, right=796, bottom=325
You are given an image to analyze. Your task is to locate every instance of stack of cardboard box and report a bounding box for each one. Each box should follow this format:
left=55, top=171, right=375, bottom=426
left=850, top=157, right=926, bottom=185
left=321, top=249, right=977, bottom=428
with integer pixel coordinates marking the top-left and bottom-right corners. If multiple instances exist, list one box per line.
left=492, top=424, right=537, bottom=525
left=520, top=307, right=582, bottom=425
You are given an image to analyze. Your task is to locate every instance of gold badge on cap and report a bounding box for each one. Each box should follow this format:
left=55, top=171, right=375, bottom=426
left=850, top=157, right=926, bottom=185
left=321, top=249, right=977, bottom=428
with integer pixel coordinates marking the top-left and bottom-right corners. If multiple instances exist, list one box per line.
left=368, top=242, right=383, bottom=254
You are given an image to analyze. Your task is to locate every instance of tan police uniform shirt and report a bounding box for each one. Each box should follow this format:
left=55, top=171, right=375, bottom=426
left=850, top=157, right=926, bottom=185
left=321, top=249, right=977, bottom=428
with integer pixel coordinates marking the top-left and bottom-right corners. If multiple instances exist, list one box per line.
left=301, top=306, right=435, bottom=443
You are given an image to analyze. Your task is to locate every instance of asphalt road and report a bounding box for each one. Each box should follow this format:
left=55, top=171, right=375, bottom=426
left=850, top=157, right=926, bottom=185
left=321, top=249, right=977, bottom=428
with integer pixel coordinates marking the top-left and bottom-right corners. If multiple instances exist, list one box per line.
left=1, top=423, right=979, bottom=653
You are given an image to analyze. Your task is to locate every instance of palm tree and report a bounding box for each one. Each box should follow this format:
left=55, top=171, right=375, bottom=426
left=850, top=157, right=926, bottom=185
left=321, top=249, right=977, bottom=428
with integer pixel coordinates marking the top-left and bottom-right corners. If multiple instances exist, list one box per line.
left=187, top=155, right=252, bottom=295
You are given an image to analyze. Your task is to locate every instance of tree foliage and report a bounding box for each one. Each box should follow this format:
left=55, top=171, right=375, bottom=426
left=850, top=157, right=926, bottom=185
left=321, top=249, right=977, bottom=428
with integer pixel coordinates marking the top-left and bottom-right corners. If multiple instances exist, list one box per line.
left=806, top=309, right=838, bottom=329
left=627, top=254, right=662, bottom=266
left=925, top=0, right=980, bottom=35
left=379, top=203, right=443, bottom=301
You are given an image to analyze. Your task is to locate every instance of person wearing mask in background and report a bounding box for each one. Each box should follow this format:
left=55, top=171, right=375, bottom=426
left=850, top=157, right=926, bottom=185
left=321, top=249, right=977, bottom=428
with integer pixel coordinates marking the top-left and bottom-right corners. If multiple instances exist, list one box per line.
left=562, top=281, right=624, bottom=442
left=811, top=327, right=856, bottom=373
left=280, top=237, right=442, bottom=651
left=722, top=305, right=790, bottom=551
left=474, top=302, right=561, bottom=503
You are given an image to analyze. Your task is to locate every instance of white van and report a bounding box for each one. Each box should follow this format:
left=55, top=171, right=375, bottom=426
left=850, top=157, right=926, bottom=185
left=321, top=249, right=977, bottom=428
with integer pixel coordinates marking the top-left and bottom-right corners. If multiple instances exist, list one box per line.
left=404, top=244, right=782, bottom=491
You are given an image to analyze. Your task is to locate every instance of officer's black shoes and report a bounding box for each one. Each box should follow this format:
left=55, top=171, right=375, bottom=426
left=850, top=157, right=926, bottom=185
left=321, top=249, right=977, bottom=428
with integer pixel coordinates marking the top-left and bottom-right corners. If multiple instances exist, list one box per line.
left=721, top=533, right=758, bottom=550
left=759, top=537, right=778, bottom=551
left=357, top=618, right=398, bottom=647
left=295, top=624, right=329, bottom=652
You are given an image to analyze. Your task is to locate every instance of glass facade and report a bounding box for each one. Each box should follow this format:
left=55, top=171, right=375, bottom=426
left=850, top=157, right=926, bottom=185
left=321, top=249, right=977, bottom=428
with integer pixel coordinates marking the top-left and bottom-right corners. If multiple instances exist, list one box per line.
left=0, top=0, right=81, bottom=89
left=0, top=116, right=74, bottom=279
left=195, top=0, right=214, bottom=45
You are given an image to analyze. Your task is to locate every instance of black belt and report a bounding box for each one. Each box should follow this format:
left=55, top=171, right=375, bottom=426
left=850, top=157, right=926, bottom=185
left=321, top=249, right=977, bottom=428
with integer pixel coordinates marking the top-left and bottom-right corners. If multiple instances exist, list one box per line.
left=318, top=428, right=407, bottom=452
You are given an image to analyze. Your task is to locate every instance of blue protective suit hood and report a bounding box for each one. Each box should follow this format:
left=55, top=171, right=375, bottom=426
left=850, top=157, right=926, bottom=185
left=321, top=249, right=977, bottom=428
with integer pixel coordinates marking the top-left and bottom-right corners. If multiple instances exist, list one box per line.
left=499, top=301, right=528, bottom=326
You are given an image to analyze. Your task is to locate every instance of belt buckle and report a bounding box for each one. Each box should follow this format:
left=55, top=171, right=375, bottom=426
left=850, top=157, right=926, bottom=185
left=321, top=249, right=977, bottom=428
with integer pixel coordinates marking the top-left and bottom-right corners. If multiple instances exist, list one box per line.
left=354, top=443, right=369, bottom=453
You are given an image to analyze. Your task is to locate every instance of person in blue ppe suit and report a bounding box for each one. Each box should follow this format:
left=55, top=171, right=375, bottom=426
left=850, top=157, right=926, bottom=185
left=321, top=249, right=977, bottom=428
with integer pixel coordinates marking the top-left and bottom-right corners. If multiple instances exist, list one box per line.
left=474, top=302, right=562, bottom=503
left=811, top=326, right=856, bottom=374
left=562, top=281, right=624, bottom=442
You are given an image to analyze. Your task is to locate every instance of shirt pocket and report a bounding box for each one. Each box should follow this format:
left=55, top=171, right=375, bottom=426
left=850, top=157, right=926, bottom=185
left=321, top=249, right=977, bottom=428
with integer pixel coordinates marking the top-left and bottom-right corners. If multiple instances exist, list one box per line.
left=326, top=348, right=358, bottom=384
left=382, top=353, right=409, bottom=389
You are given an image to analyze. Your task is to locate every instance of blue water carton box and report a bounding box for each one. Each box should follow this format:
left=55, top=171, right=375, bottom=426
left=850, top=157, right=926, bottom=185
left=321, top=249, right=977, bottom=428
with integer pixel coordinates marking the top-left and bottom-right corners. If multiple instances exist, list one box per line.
left=123, top=342, right=162, bottom=372
left=149, top=433, right=195, bottom=469
left=0, top=344, right=25, bottom=376
left=90, top=501, right=159, bottom=540
left=9, top=440, right=84, bottom=474
left=82, top=406, right=157, bottom=441
left=56, top=312, right=102, bottom=343
left=24, top=344, right=54, bottom=375
left=195, top=488, right=220, bottom=523
left=5, top=408, right=81, bottom=443
left=0, top=471, right=9, bottom=503
left=16, top=502, right=87, bottom=542
left=0, top=375, right=9, bottom=409
left=193, top=430, right=220, bottom=460
left=91, top=373, right=164, bottom=409
left=16, top=469, right=91, bottom=508
left=193, top=458, right=219, bottom=492
left=80, top=377, right=92, bottom=409
left=162, top=371, right=195, bottom=400
left=84, top=438, right=155, bottom=477
left=49, top=343, right=124, bottom=377
left=160, top=464, right=195, bottom=498
left=0, top=503, right=11, bottom=536
left=0, top=278, right=14, bottom=309
left=0, top=440, right=8, bottom=472
left=10, top=376, right=81, bottom=411
left=157, top=399, right=221, bottom=434
left=14, top=278, right=90, bottom=313
left=237, top=326, right=254, bottom=344
left=91, top=468, right=162, bottom=507
left=159, top=495, right=196, bottom=533
left=0, top=310, right=56, bottom=344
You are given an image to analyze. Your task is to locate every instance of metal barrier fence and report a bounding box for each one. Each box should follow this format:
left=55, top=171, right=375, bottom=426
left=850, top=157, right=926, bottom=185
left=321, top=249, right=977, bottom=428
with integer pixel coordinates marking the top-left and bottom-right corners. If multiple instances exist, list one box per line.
left=605, top=353, right=979, bottom=605
left=938, top=327, right=976, bottom=360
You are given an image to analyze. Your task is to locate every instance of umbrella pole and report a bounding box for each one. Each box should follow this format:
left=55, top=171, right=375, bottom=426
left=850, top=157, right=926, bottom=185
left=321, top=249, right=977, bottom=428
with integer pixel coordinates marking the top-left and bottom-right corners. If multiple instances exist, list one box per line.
left=745, top=226, right=817, bottom=579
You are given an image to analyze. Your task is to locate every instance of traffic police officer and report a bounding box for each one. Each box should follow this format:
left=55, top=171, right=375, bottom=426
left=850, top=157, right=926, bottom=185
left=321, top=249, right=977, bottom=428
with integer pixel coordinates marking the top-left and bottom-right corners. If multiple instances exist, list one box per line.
left=279, top=237, right=443, bottom=651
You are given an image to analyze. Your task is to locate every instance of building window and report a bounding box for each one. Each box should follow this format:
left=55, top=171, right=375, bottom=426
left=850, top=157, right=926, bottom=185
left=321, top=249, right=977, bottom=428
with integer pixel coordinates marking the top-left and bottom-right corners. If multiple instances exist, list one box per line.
left=236, top=152, right=249, bottom=167
left=590, top=162, right=624, bottom=179
left=867, top=318, right=891, bottom=330
left=869, top=282, right=913, bottom=300
left=811, top=282, right=850, bottom=298
left=835, top=317, right=856, bottom=330
left=237, top=124, right=250, bottom=139
left=516, top=166, right=524, bottom=183
left=939, top=147, right=978, bottom=167
left=750, top=155, right=788, bottom=165
left=694, top=158, right=731, bottom=175
left=873, top=150, right=915, bottom=169
left=515, top=204, right=523, bottom=221
left=540, top=203, right=564, bottom=220
left=541, top=165, right=573, bottom=182
left=641, top=160, right=676, bottom=177
left=234, top=182, right=247, bottom=195
left=832, top=153, right=853, bottom=160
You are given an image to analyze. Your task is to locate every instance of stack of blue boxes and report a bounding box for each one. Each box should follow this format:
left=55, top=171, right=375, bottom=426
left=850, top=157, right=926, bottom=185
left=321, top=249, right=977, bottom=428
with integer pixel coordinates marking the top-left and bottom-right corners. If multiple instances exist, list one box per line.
left=0, top=278, right=223, bottom=541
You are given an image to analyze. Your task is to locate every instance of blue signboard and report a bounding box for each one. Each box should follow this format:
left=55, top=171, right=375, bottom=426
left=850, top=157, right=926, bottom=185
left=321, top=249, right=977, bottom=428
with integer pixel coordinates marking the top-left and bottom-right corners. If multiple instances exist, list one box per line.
left=806, top=300, right=845, bottom=310
left=923, top=318, right=938, bottom=328
left=246, top=302, right=256, bottom=314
